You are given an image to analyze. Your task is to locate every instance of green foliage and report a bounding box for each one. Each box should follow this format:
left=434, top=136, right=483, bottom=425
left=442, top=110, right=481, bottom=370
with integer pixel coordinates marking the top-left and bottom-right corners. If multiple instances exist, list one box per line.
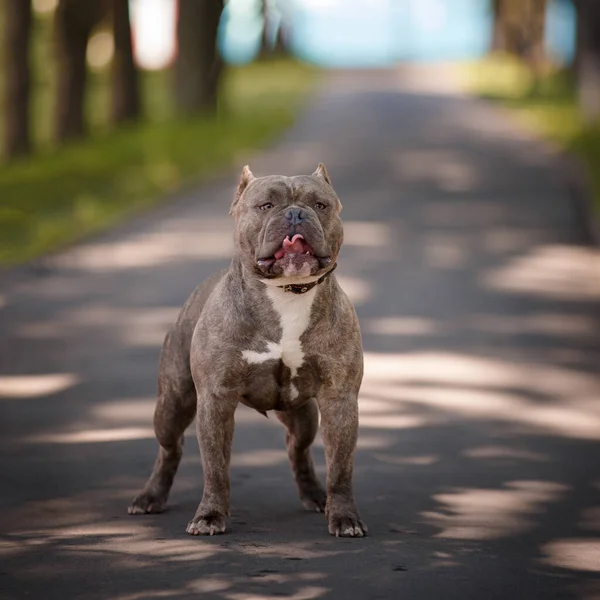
left=459, top=55, right=600, bottom=213
left=0, top=58, right=318, bottom=265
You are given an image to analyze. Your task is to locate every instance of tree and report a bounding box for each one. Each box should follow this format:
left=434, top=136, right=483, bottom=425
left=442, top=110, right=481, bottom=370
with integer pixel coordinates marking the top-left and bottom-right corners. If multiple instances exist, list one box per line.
left=111, top=0, right=141, bottom=124
left=53, top=0, right=107, bottom=141
left=490, top=0, right=506, bottom=53
left=489, top=0, right=548, bottom=72
left=259, top=0, right=271, bottom=56
left=572, top=0, right=583, bottom=76
left=174, top=0, right=224, bottom=115
left=523, top=0, right=548, bottom=73
left=575, top=0, right=600, bottom=124
left=260, top=0, right=290, bottom=57
left=3, top=0, right=33, bottom=160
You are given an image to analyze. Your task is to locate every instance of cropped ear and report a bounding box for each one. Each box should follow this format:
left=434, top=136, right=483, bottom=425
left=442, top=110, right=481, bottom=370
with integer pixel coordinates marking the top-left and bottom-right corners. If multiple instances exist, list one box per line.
left=312, top=162, right=331, bottom=186
left=229, top=165, right=256, bottom=215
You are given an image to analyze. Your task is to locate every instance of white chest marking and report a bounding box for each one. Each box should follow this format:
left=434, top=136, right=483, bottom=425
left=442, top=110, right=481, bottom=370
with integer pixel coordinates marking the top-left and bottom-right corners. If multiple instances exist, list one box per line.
left=241, top=285, right=317, bottom=400
left=242, top=341, right=281, bottom=364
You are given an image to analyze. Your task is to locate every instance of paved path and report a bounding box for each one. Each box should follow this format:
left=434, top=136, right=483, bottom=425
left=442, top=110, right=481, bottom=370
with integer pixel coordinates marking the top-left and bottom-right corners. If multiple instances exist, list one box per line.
left=1, top=67, right=600, bottom=600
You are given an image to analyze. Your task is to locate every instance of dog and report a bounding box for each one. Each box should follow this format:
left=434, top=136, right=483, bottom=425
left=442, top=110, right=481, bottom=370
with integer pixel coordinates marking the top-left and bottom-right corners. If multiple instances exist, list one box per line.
left=128, top=164, right=367, bottom=537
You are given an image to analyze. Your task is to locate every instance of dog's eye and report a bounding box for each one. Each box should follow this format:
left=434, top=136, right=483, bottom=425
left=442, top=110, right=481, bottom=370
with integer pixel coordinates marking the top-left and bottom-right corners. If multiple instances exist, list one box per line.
left=259, top=202, right=273, bottom=211
left=314, top=202, right=326, bottom=210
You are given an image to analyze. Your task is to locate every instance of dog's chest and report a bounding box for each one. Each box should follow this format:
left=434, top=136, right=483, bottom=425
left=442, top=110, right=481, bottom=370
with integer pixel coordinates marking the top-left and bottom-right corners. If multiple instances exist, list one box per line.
left=241, top=286, right=318, bottom=410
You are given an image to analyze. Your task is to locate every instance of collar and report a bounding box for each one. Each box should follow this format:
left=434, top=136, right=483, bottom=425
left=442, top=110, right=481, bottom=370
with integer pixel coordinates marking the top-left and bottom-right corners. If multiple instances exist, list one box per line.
left=277, top=263, right=337, bottom=294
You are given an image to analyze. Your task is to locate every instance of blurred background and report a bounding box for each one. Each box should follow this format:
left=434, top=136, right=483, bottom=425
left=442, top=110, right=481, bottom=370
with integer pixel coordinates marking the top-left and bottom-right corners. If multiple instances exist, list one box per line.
left=0, top=0, right=598, bottom=265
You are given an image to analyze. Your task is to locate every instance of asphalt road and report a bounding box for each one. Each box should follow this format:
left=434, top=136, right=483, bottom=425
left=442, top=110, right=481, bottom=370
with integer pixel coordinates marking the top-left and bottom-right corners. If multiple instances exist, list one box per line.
left=1, top=67, right=600, bottom=600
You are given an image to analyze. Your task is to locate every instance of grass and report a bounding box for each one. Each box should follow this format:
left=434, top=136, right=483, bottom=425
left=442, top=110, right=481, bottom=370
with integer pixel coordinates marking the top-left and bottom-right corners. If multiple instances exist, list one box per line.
left=0, top=13, right=319, bottom=265
left=0, top=58, right=318, bottom=265
left=458, top=54, right=600, bottom=212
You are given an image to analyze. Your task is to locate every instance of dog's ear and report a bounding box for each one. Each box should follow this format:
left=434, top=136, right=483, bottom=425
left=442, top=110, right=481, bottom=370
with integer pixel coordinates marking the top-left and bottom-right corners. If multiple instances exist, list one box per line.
left=312, top=163, right=331, bottom=186
left=230, top=165, right=256, bottom=215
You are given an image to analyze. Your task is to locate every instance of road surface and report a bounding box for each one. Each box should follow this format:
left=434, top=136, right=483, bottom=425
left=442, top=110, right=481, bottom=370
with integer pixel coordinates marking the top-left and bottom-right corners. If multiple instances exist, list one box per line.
left=1, top=67, right=600, bottom=600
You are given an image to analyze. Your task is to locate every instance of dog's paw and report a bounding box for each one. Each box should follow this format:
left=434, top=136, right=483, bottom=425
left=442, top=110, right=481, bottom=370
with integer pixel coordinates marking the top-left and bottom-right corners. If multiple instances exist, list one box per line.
left=300, top=487, right=327, bottom=513
left=186, top=514, right=227, bottom=536
left=328, top=511, right=368, bottom=538
left=128, top=492, right=167, bottom=515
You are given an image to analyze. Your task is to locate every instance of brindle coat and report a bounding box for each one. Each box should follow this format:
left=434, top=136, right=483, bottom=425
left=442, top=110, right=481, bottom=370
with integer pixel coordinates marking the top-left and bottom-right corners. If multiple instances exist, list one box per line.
left=128, top=164, right=367, bottom=537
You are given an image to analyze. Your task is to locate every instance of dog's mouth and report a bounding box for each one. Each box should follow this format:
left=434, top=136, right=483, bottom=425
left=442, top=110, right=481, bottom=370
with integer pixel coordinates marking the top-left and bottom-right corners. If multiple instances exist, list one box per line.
left=274, top=234, right=314, bottom=259
left=257, top=234, right=328, bottom=277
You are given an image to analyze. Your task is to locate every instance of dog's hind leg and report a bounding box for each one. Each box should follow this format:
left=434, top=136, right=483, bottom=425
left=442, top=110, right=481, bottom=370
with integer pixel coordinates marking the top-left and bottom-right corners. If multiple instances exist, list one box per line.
left=129, top=334, right=196, bottom=515
left=276, top=399, right=326, bottom=513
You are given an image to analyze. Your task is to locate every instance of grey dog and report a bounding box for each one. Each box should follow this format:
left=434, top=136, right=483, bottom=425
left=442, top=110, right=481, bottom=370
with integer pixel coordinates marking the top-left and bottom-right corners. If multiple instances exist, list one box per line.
left=128, top=164, right=367, bottom=537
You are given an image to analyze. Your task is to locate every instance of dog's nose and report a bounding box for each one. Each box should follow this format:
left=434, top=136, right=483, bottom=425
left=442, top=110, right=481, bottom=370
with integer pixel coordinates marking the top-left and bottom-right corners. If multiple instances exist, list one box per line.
left=285, top=208, right=304, bottom=225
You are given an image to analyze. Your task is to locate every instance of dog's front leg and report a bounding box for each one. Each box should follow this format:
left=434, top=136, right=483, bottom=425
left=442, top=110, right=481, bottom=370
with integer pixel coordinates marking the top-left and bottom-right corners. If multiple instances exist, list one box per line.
left=317, top=392, right=367, bottom=537
left=186, top=392, right=237, bottom=536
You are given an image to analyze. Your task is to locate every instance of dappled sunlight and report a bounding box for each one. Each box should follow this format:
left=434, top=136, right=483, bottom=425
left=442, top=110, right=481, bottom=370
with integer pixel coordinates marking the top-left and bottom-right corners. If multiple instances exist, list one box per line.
left=481, top=245, right=600, bottom=301
left=358, top=410, right=429, bottom=430
left=354, top=433, right=399, bottom=450
left=541, top=539, right=600, bottom=573
left=231, top=449, right=288, bottom=468
left=5, top=492, right=117, bottom=530
left=364, top=316, right=439, bottom=336
left=360, top=352, right=600, bottom=439
left=363, top=351, right=518, bottom=387
left=363, top=311, right=599, bottom=341
left=0, top=539, right=31, bottom=559
left=27, top=426, right=155, bottom=444
left=71, top=534, right=224, bottom=564
left=0, top=373, right=80, bottom=399
left=462, top=446, right=548, bottom=462
left=422, top=481, right=567, bottom=540
left=362, top=380, right=600, bottom=439
left=422, top=231, right=469, bottom=269
left=466, top=312, right=600, bottom=339
left=363, top=351, right=598, bottom=397
left=482, top=227, right=548, bottom=256
left=3, top=478, right=194, bottom=533
left=224, top=585, right=328, bottom=600
left=314, top=430, right=399, bottom=450
left=373, top=453, right=439, bottom=466
left=336, top=275, right=372, bottom=305
left=342, top=221, right=393, bottom=248
left=580, top=507, right=600, bottom=533
left=113, top=575, right=329, bottom=600
left=420, top=199, right=505, bottom=228
left=91, top=398, right=156, bottom=423
left=390, top=149, right=480, bottom=192
left=17, top=305, right=180, bottom=347
left=51, top=218, right=234, bottom=272
left=232, top=541, right=351, bottom=561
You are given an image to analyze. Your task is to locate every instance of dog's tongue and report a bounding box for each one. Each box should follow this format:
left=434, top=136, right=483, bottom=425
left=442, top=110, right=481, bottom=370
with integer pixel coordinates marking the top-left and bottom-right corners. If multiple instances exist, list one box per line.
left=274, top=234, right=308, bottom=259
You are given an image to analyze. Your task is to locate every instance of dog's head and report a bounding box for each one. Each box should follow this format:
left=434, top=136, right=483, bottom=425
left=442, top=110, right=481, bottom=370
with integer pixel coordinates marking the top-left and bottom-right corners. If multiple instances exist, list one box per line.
left=230, top=164, right=343, bottom=281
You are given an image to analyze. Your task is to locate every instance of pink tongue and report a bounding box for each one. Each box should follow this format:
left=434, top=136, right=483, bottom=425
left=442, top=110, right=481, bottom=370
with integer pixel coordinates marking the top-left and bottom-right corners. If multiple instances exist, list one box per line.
left=274, top=234, right=306, bottom=259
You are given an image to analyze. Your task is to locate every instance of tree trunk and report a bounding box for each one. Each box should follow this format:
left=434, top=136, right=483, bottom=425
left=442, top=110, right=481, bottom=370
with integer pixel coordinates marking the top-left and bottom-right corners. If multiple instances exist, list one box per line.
left=489, top=0, right=547, bottom=65
left=3, top=0, right=32, bottom=160
left=273, top=22, right=288, bottom=55
left=174, top=0, right=224, bottom=115
left=490, top=0, right=505, bottom=53
left=259, top=0, right=270, bottom=56
left=111, top=0, right=141, bottom=124
left=523, top=0, right=547, bottom=73
left=576, top=0, right=600, bottom=124
left=572, top=0, right=583, bottom=75
left=53, top=0, right=106, bottom=142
